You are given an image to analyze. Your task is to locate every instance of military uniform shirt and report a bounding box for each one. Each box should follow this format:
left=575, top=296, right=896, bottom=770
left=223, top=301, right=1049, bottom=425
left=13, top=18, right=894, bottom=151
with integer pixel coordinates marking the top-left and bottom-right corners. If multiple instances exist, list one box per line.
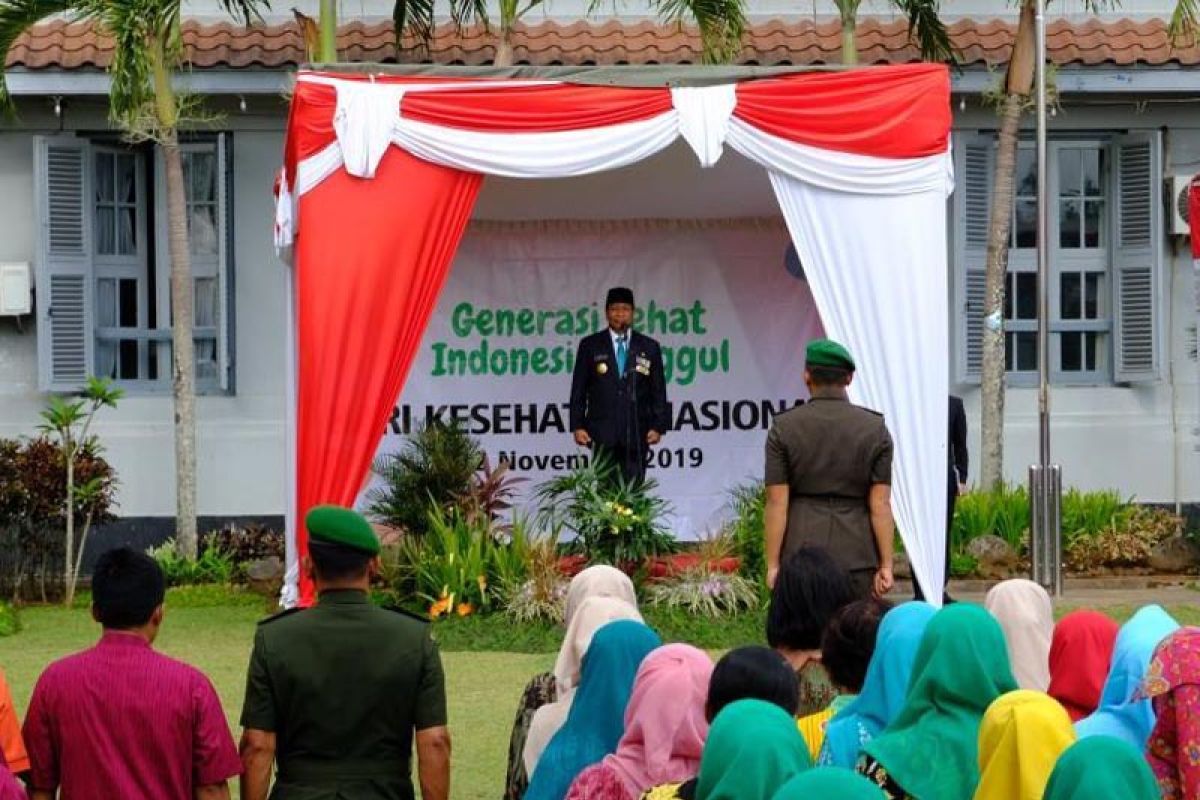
left=240, top=589, right=447, bottom=800
left=764, top=396, right=893, bottom=572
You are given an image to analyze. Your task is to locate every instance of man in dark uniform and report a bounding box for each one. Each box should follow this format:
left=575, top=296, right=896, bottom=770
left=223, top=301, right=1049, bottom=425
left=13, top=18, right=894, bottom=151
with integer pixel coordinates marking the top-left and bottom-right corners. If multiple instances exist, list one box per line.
left=238, top=506, right=450, bottom=800
left=913, top=395, right=969, bottom=602
left=763, top=339, right=895, bottom=599
left=569, top=287, right=670, bottom=484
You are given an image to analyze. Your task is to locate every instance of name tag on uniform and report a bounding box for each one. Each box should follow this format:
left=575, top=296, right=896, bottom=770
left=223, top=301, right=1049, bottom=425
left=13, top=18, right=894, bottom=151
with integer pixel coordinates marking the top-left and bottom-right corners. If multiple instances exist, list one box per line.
left=635, top=355, right=651, bottom=375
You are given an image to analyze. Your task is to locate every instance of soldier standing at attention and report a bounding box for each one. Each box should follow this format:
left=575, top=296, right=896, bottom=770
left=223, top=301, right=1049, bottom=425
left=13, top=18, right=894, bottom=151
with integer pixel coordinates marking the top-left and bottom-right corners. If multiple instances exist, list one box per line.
left=763, top=339, right=895, bottom=599
left=239, top=506, right=450, bottom=800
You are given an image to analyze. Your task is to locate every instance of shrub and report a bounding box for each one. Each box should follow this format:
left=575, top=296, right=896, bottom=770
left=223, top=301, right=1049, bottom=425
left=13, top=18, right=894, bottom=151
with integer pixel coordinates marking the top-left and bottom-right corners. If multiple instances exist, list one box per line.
left=726, top=482, right=765, bottom=582
left=147, top=539, right=236, bottom=587
left=1065, top=506, right=1180, bottom=572
left=1061, top=488, right=1134, bottom=545
left=500, top=518, right=568, bottom=623
left=951, top=485, right=1029, bottom=555
left=647, top=568, right=760, bottom=617
left=398, top=506, right=497, bottom=618
left=202, top=524, right=284, bottom=576
left=0, top=436, right=117, bottom=603
left=950, top=552, right=980, bottom=578
left=367, top=422, right=482, bottom=539
left=460, top=455, right=527, bottom=541
left=534, top=452, right=676, bottom=567
left=0, top=601, right=20, bottom=637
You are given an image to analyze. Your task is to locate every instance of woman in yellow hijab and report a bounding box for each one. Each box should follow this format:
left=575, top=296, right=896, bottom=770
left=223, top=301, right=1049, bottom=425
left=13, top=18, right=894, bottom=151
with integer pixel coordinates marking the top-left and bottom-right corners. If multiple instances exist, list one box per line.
left=973, top=690, right=1076, bottom=800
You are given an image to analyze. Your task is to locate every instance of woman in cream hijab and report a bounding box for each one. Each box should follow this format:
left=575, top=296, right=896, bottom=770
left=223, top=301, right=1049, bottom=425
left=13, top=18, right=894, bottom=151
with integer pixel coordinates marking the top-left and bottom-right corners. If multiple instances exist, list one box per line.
left=504, top=565, right=640, bottom=800
left=984, top=579, right=1054, bottom=691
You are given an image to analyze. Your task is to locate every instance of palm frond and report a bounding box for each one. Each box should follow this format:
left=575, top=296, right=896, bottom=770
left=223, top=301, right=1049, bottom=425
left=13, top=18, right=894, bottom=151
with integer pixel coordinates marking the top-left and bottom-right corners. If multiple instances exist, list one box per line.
left=449, top=0, right=488, bottom=33
left=392, top=0, right=434, bottom=49
left=0, top=0, right=75, bottom=106
left=215, top=0, right=268, bottom=26
left=652, top=0, right=746, bottom=64
left=1169, top=0, right=1200, bottom=46
left=892, top=0, right=956, bottom=64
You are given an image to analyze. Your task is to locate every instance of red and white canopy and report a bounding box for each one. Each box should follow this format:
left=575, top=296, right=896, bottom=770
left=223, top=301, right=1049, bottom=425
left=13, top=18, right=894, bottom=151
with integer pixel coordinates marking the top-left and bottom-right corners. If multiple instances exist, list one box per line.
left=277, top=64, right=955, bottom=605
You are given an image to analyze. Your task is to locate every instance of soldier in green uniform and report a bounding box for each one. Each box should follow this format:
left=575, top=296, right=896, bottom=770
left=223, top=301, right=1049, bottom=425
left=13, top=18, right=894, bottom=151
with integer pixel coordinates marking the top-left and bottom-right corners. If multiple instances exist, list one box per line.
left=238, top=506, right=450, bottom=800
left=763, top=339, right=896, bottom=600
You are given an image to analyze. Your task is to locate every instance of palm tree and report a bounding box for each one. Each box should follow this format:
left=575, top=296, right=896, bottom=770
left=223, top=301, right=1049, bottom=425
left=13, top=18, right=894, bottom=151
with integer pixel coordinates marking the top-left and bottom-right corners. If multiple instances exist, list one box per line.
left=386, top=0, right=746, bottom=67
left=837, top=0, right=955, bottom=64
left=976, top=0, right=1197, bottom=489
left=0, top=0, right=266, bottom=558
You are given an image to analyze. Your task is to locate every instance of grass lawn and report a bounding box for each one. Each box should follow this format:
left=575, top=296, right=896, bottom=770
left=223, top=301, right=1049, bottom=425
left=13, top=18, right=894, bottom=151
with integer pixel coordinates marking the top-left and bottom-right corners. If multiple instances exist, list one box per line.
left=1, top=588, right=1199, bottom=799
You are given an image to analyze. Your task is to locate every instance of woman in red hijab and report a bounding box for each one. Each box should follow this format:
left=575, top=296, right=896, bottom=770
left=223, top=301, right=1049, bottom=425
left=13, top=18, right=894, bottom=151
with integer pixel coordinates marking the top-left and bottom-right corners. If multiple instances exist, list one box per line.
left=1048, top=610, right=1120, bottom=721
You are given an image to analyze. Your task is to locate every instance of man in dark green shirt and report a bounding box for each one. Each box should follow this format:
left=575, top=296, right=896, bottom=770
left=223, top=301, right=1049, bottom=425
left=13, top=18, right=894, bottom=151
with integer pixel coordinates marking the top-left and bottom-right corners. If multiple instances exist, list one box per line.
left=239, top=506, right=450, bottom=800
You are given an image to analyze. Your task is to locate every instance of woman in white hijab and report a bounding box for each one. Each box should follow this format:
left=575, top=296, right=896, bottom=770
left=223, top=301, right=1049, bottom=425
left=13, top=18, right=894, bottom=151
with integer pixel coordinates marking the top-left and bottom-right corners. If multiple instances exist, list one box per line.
left=504, top=565, right=640, bottom=800
left=984, top=578, right=1054, bottom=691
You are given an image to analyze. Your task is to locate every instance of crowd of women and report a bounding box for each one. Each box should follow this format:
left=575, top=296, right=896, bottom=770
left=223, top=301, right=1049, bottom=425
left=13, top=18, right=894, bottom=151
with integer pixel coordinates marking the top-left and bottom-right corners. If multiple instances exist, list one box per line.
left=503, top=547, right=1200, bottom=800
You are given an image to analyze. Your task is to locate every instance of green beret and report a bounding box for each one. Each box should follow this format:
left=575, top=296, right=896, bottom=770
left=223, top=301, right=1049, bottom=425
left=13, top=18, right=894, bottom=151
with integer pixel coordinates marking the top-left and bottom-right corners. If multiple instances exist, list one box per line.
left=806, top=338, right=856, bottom=371
left=306, top=505, right=380, bottom=555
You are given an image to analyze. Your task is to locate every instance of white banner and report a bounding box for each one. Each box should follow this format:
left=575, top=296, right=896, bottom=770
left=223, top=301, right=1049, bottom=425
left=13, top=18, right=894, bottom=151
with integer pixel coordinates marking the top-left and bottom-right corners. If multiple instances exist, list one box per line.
left=366, top=219, right=824, bottom=538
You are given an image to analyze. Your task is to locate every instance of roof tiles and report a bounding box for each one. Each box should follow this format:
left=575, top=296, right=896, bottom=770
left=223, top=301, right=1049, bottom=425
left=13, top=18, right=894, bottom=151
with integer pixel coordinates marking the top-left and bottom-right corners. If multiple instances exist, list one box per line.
left=7, top=16, right=1199, bottom=70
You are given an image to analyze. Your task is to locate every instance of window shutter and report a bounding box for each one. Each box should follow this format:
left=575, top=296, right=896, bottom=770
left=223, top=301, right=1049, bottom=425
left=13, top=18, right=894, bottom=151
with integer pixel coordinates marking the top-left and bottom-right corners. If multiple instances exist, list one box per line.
left=34, top=136, right=93, bottom=392
left=1113, top=132, right=1163, bottom=383
left=955, top=133, right=994, bottom=383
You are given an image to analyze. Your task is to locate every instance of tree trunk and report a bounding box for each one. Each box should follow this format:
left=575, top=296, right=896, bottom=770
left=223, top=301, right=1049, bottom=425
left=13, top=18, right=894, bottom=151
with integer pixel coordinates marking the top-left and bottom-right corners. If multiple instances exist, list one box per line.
left=979, top=0, right=1037, bottom=491
left=62, top=439, right=74, bottom=606
left=151, top=42, right=199, bottom=559
left=318, top=0, right=338, bottom=62
left=494, top=30, right=515, bottom=67
left=840, top=13, right=858, bottom=65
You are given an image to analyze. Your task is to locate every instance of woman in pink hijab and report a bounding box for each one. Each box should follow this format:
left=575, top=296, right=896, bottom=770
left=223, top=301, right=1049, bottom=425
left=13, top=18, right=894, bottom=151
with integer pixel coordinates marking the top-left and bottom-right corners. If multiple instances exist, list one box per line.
left=565, top=644, right=714, bottom=800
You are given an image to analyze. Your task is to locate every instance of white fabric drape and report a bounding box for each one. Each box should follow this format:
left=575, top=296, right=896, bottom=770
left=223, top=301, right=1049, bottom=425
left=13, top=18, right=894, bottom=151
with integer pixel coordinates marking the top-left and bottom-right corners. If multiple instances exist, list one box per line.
left=769, top=172, right=951, bottom=602
left=728, top=119, right=954, bottom=196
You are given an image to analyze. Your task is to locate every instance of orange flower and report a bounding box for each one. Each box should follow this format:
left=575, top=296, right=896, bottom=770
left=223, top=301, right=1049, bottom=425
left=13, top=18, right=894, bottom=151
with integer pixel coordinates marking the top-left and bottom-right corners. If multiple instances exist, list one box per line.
left=429, top=598, right=450, bottom=619
left=456, top=602, right=474, bottom=617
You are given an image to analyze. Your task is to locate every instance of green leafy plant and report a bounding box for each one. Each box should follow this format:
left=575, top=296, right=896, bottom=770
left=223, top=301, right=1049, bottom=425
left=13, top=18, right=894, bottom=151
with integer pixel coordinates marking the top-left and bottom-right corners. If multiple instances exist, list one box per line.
left=951, top=484, right=1030, bottom=555
left=950, top=552, right=980, bottom=578
left=647, top=567, right=759, bottom=617
left=147, top=539, right=235, bottom=587
left=398, top=505, right=497, bottom=619
left=1065, top=505, right=1181, bottom=572
left=37, top=376, right=123, bottom=606
left=367, top=422, right=482, bottom=539
left=534, top=452, right=676, bottom=568
left=1061, top=488, right=1134, bottom=545
left=725, top=481, right=765, bottom=582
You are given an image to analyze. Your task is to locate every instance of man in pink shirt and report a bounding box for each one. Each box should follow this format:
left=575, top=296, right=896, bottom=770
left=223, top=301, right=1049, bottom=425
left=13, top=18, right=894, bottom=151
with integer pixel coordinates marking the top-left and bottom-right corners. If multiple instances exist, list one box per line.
left=22, top=547, right=241, bottom=800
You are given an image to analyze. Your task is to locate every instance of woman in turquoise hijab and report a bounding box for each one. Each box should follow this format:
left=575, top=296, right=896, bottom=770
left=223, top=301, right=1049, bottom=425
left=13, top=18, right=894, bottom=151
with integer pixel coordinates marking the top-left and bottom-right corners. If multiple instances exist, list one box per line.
left=1041, top=736, right=1160, bottom=800
left=526, top=620, right=662, bottom=800
left=772, top=768, right=885, bottom=798
left=820, top=602, right=936, bottom=768
left=695, top=699, right=812, bottom=800
left=1075, top=604, right=1178, bottom=749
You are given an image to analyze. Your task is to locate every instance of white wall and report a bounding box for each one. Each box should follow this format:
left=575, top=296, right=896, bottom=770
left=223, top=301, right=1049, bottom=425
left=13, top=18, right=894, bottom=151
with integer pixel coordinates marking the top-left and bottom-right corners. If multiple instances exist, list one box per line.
left=0, top=120, right=290, bottom=518
left=0, top=94, right=1196, bottom=518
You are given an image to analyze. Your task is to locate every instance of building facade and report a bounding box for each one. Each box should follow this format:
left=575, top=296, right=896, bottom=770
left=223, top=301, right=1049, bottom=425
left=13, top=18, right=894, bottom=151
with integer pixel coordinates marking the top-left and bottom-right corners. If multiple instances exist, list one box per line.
left=0, top=2, right=1196, bottom=546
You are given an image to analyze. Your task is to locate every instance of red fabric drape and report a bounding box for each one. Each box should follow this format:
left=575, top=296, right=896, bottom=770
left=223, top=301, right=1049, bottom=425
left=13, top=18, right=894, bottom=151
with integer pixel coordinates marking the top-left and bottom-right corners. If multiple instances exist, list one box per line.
left=734, top=64, right=951, bottom=158
left=400, top=84, right=674, bottom=132
left=1047, top=610, right=1120, bottom=721
left=295, top=148, right=482, bottom=604
left=1189, top=176, right=1200, bottom=259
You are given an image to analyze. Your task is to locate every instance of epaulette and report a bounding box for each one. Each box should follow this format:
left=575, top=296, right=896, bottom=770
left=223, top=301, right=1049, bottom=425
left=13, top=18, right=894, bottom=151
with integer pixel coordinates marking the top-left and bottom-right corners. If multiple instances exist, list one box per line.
left=384, top=606, right=431, bottom=624
left=258, top=607, right=304, bottom=625
left=861, top=406, right=884, bottom=417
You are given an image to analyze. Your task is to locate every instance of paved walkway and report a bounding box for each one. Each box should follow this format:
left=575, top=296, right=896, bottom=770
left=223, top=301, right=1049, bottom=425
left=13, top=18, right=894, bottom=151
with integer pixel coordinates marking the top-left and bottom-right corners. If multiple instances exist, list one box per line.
left=943, top=576, right=1200, bottom=609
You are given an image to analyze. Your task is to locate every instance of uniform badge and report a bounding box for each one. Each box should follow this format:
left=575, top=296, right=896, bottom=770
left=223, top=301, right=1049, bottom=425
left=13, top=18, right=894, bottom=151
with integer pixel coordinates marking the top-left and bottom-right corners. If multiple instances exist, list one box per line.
left=635, top=355, right=651, bottom=375
left=597, top=362, right=608, bottom=375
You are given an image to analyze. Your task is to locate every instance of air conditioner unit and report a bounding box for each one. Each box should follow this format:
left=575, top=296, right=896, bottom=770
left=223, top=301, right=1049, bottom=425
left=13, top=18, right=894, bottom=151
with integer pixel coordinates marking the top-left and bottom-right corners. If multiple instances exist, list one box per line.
left=0, top=262, right=31, bottom=316
left=1169, top=173, right=1199, bottom=236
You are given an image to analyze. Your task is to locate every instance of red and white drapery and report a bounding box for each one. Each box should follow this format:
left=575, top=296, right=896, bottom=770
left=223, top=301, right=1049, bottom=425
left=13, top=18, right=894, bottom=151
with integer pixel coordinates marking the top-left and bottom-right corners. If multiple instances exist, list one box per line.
left=276, top=64, right=955, bottom=606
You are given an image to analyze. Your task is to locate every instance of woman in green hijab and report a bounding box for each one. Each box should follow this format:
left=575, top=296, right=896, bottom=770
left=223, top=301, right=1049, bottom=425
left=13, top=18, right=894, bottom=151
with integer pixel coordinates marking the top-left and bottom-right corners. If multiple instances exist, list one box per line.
left=693, top=699, right=812, bottom=800
left=1041, top=736, right=1159, bottom=800
left=857, top=604, right=1018, bottom=799
left=772, top=768, right=886, bottom=798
